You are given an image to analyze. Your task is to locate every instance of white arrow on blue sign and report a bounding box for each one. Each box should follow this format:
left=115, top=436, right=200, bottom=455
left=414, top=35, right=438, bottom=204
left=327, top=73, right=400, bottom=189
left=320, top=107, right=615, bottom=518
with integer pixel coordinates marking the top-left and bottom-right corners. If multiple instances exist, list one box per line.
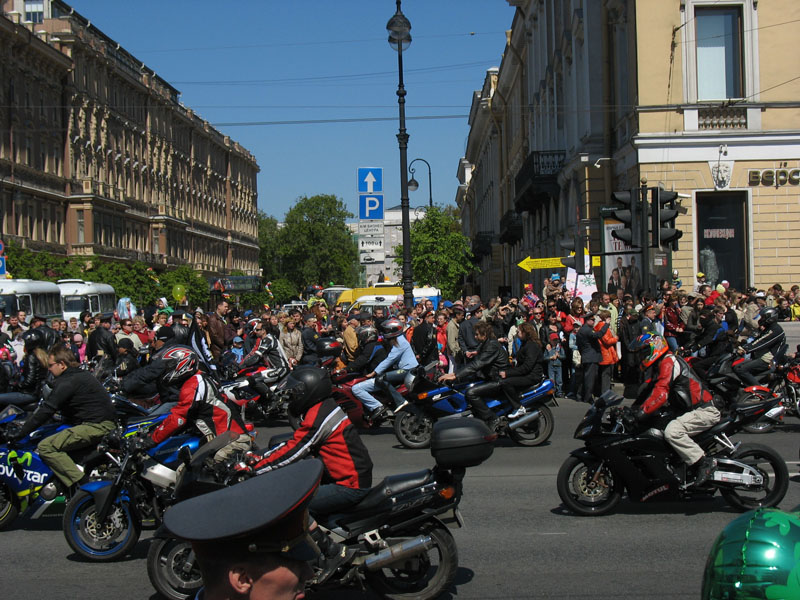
left=357, top=168, right=382, bottom=194
left=0, top=256, right=6, bottom=276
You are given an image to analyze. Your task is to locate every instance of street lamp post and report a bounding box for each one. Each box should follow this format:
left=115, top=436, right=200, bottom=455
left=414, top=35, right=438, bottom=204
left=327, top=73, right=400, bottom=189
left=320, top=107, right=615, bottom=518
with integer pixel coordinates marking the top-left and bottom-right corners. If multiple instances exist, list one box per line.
left=387, top=0, right=414, bottom=310
left=407, top=157, right=432, bottom=208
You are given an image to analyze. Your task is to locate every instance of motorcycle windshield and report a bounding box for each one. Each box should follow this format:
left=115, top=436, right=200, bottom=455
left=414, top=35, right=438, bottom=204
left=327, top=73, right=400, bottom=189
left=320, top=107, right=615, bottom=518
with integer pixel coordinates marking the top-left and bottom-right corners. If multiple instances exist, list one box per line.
left=0, top=405, right=24, bottom=423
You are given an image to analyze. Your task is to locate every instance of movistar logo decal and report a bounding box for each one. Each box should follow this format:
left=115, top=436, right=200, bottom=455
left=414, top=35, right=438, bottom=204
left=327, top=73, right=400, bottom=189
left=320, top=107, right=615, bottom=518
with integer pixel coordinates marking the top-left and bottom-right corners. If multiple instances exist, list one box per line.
left=3, top=451, right=33, bottom=467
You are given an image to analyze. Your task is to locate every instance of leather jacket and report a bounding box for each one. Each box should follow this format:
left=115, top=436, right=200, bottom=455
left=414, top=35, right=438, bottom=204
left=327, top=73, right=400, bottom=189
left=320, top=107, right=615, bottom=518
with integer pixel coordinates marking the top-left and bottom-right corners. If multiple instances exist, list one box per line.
left=456, top=338, right=508, bottom=382
left=17, top=354, right=47, bottom=395
left=87, top=326, right=118, bottom=362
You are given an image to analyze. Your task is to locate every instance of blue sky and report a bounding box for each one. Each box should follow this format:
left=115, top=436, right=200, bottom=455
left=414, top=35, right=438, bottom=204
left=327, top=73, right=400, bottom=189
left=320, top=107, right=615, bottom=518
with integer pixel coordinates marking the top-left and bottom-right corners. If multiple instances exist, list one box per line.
left=65, top=1, right=516, bottom=220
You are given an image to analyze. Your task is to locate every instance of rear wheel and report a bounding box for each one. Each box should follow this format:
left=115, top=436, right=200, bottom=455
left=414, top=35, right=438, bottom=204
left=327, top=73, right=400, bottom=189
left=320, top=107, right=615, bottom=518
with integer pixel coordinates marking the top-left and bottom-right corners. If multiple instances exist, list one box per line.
left=365, top=522, right=458, bottom=600
left=557, top=456, right=621, bottom=516
left=393, top=411, right=434, bottom=449
left=741, top=392, right=777, bottom=434
left=0, top=482, right=19, bottom=531
left=508, top=405, right=554, bottom=446
left=147, top=537, right=202, bottom=600
left=719, top=443, right=788, bottom=511
left=63, top=490, right=141, bottom=561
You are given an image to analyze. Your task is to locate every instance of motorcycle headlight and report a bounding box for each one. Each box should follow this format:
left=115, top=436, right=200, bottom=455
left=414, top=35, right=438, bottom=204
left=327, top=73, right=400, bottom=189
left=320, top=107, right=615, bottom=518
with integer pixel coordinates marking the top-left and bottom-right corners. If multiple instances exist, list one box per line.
left=576, top=425, right=594, bottom=440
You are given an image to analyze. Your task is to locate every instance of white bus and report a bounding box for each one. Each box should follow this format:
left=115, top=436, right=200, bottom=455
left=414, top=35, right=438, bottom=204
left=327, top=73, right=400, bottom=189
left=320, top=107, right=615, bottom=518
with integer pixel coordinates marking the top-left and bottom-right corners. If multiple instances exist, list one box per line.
left=0, top=279, right=62, bottom=322
left=57, top=279, right=116, bottom=322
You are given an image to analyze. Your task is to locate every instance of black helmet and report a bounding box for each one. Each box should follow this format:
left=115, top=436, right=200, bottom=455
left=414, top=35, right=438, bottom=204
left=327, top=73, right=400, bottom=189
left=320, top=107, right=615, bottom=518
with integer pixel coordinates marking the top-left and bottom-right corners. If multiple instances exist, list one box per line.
left=171, top=322, right=190, bottom=345
left=22, top=328, right=46, bottom=352
left=159, top=346, right=199, bottom=387
left=286, top=367, right=332, bottom=418
left=380, top=317, right=404, bottom=339
left=758, top=307, right=779, bottom=327
left=315, top=338, right=343, bottom=359
left=356, top=325, right=378, bottom=346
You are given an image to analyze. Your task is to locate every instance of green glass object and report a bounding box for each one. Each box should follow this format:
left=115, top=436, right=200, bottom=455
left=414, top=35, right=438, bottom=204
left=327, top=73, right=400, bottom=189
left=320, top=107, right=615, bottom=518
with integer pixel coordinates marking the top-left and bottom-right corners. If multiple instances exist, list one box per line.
left=702, top=508, right=800, bottom=599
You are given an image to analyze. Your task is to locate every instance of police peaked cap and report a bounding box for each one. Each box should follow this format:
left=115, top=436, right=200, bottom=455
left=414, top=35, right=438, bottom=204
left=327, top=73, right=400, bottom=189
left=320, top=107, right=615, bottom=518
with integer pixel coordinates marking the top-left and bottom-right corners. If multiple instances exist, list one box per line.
left=163, top=458, right=323, bottom=562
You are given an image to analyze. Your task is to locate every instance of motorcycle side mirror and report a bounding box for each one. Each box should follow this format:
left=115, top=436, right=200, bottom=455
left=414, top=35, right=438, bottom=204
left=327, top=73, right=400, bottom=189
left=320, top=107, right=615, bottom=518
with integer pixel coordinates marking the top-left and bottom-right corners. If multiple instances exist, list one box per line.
left=178, top=445, right=193, bottom=466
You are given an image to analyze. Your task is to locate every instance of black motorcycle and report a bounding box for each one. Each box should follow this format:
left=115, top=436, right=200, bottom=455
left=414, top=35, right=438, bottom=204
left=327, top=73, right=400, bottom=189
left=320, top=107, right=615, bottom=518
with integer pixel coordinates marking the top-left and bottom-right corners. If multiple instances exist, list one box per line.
left=147, top=419, right=496, bottom=600
left=557, top=391, right=788, bottom=516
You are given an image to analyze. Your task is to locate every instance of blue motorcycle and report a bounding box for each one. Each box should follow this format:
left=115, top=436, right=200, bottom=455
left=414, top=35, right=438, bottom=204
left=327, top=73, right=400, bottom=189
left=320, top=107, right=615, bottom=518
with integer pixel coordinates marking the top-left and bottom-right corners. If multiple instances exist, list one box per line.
left=0, top=400, right=174, bottom=531
left=394, top=378, right=556, bottom=449
left=62, top=422, right=203, bottom=561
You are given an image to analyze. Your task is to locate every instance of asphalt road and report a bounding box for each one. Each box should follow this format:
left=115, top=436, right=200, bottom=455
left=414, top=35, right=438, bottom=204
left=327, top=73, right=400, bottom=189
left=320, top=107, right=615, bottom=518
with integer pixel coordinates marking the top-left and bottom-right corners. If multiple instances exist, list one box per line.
left=2, top=399, right=799, bottom=600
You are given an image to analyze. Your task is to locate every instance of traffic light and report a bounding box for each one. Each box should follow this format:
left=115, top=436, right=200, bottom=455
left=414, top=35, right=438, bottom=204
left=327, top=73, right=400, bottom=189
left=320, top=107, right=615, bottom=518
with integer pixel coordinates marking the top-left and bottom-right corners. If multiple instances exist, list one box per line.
left=610, top=190, right=641, bottom=247
left=560, top=233, right=587, bottom=275
left=651, top=188, right=682, bottom=248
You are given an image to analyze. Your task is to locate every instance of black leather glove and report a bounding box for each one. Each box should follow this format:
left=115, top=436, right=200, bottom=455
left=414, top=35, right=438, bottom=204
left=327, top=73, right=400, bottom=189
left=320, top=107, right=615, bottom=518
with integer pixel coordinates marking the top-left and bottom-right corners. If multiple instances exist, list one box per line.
left=621, top=407, right=638, bottom=431
left=130, top=434, right=156, bottom=453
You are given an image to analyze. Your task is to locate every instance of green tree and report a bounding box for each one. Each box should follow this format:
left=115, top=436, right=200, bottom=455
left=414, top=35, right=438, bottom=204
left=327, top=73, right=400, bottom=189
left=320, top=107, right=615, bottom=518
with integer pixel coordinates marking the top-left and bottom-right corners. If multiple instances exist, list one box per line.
left=267, top=277, right=298, bottom=306
left=392, top=205, right=475, bottom=299
left=257, top=211, right=282, bottom=282
left=277, top=194, right=359, bottom=290
left=85, top=262, right=160, bottom=307
left=159, top=265, right=209, bottom=309
left=4, top=240, right=84, bottom=281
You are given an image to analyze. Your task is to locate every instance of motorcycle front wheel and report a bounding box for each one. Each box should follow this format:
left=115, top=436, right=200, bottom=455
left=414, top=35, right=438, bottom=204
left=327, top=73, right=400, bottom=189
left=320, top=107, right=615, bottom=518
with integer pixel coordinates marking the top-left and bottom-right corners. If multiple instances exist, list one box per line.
left=719, top=443, right=789, bottom=511
left=393, top=411, right=434, bottom=449
left=63, top=490, right=141, bottom=561
left=0, top=481, right=19, bottom=531
left=365, top=521, right=458, bottom=600
left=557, top=455, right=621, bottom=516
left=147, top=537, right=202, bottom=600
left=508, top=405, right=554, bottom=447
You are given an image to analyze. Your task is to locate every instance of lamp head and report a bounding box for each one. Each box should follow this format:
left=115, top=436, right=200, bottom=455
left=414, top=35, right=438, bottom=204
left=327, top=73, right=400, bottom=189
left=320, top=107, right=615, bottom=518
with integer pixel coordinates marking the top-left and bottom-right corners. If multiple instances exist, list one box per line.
left=387, top=1, right=412, bottom=51
left=407, top=177, right=419, bottom=192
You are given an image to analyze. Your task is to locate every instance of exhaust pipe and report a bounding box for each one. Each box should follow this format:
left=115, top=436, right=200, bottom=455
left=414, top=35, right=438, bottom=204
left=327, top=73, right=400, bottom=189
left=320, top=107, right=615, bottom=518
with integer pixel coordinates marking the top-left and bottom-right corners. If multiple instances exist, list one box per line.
left=508, top=408, right=541, bottom=430
left=361, top=535, right=433, bottom=571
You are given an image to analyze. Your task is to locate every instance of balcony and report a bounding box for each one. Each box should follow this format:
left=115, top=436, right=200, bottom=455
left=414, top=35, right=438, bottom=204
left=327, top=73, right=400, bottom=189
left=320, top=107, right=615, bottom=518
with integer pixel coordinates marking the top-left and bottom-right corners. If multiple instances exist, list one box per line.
left=499, top=210, right=523, bottom=245
left=471, top=231, right=494, bottom=262
left=698, top=105, right=747, bottom=130
left=513, top=150, right=565, bottom=214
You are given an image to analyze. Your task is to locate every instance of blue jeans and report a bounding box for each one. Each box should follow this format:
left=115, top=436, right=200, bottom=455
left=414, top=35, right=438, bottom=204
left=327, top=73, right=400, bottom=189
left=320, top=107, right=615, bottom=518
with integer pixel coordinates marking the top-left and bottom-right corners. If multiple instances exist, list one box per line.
left=548, top=361, right=563, bottom=394
left=0, top=392, right=38, bottom=408
left=310, top=484, right=370, bottom=516
left=666, top=336, right=679, bottom=352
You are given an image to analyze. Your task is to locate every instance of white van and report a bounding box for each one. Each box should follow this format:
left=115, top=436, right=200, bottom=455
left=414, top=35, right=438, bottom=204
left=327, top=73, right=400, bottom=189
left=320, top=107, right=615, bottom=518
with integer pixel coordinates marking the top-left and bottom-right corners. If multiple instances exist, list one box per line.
left=57, top=279, right=116, bottom=322
left=0, top=279, right=62, bottom=322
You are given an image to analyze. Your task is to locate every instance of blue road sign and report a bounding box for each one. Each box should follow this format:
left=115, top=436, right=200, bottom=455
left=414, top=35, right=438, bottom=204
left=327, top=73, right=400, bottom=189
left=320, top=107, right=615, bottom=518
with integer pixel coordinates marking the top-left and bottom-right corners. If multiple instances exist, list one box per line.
left=357, top=168, right=382, bottom=194
left=359, top=194, right=384, bottom=220
left=0, top=256, right=6, bottom=276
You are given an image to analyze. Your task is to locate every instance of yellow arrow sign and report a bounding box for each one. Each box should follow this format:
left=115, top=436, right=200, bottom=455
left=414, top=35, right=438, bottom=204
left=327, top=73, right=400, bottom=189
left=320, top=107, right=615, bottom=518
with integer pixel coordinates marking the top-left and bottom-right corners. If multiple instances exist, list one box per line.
left=517, top=254, right=601, bottom=272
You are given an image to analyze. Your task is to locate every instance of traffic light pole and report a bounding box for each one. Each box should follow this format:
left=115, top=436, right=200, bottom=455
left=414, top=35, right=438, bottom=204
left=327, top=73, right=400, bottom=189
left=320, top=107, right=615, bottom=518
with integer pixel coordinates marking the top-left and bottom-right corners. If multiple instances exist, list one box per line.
left=640, top=180, right=650, bottom=296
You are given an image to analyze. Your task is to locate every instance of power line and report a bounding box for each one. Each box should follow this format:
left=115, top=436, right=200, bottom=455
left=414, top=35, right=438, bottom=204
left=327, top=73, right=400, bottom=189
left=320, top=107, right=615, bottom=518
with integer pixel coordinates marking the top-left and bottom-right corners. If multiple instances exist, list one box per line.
left=210, top=115, right=469, bottom=127
left=676, top=17, right=800, bottom=45
left=132, top=30, right=505, bottom=54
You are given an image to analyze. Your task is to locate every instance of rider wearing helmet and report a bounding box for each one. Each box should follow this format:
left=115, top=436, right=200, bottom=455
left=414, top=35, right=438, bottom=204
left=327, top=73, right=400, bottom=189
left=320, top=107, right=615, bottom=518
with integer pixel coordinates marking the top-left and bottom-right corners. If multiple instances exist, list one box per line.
left=351, top=317, right=419, bottom=421
left=121, top=325, right=190, bottom=403
left=344, top=326, right=387, bottom=375
left=733, top=306, right=786, bottom=387
left=628, top=331, right=721, bottom=487
left=244, top=367, right=373, bottom=583
left=146, top=347, right=251, bottom=462
left=86, top=313, right=118, bottom=363
left=238, top=319, right=291, bottom=410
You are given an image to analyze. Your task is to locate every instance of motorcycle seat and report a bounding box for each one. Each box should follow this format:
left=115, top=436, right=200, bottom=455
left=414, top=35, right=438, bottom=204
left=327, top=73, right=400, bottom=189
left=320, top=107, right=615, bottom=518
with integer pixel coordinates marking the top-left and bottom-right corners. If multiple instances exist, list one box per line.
left=692, top=416, right=734, bottom=438
left=352, top=469, right=433, bottom=511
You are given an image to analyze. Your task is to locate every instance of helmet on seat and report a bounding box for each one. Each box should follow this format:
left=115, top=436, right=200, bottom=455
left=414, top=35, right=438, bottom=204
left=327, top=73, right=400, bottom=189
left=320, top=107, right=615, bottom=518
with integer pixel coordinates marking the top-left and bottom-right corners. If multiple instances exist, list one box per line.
left=758, top=306, right=779, bottom=328
left=629, top=332, right=669, bottom=369
left=380, top=318, right=404, bottom=339
left=315, top=338, right=342, bottom=359
left=356, top=326, right=378, bottom=346
left=159, top=347, right=199, bottom=387
left=285, top=367, right=332, bottom=418
left=22, top=328, right=46, bottom=352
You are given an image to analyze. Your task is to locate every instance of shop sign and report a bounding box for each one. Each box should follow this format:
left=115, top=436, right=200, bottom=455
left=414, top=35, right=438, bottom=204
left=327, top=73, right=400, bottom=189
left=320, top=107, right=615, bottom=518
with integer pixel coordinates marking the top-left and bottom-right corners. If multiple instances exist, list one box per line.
left=748, top=169, right=800, bottom=186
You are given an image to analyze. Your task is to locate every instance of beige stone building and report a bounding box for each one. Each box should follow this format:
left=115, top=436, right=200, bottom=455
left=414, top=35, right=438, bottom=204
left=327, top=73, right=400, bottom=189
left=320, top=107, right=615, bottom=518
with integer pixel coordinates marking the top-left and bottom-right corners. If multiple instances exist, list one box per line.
left=458, top=0, right=800, bottom=297
left=0, top=0, right=260, bottom=275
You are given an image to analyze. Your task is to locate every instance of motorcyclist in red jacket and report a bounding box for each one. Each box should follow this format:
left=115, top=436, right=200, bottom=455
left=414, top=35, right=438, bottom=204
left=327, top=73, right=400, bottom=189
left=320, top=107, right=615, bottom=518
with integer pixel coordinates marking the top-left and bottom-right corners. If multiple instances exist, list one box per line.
left=628, top=332, right=721, bottom=487
left=147, top=347, right=251, bottom=463
left=243, top=367, right=373, bottom=583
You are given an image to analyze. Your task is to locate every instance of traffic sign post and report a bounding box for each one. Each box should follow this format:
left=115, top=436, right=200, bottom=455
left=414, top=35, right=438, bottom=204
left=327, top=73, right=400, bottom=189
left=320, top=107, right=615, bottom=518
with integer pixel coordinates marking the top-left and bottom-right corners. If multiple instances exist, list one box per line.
left=0, top=256, right=6, bottom=277
left=359, top=195, right=384, bottom=220
left=357, top=168, right=383, bottom=194
left=518, top=254, right=600, bottom=272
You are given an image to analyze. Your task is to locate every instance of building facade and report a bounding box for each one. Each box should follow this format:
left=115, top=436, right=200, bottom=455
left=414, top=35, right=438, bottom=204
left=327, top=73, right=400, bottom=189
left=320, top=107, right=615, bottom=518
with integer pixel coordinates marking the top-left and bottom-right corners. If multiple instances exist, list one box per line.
left=0, top=0, right=260, bottom=275
left=458, top=0, right=800, bottom=296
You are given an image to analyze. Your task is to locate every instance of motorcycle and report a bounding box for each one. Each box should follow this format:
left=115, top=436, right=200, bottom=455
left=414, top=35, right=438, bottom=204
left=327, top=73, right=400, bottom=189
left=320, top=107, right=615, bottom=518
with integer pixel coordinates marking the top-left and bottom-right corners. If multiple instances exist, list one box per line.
left=735, top=349, right=800, bottom=434
left=61, top=422, right=210, bottom=561
left=147, top=419, right=496, bottom=600
left=556, top=390, right=789, bottom=516
left=0, top=400, right=175, bottom=531
left=394, top=377, right=556, bottom=449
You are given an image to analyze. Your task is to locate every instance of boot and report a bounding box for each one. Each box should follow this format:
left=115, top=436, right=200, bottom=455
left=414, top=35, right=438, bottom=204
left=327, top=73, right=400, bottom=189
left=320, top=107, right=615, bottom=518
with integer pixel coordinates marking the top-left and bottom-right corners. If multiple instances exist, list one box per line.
left=310, top=527, right=353, bottom=584
left=691, top=456, right=717, bottom=487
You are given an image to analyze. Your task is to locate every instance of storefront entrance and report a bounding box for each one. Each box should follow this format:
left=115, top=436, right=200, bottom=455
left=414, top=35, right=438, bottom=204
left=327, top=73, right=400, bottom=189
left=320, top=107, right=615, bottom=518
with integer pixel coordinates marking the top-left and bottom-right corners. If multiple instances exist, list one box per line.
left=695, top=192, right=749, bottom=291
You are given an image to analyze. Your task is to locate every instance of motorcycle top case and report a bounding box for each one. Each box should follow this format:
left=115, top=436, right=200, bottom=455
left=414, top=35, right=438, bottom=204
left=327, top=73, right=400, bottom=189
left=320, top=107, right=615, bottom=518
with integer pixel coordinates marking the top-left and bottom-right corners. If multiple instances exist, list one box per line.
left=430, top=419, right=494, bottom=469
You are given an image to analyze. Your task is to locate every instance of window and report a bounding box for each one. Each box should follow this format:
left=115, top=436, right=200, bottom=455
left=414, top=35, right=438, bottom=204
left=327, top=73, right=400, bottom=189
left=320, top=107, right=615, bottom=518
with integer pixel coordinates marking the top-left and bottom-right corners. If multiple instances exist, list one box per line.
left=24, top=1, right=44, bottom=23
left=695, top=7, right=744, bottom=99
left=77, top=209, right=85, bottom=243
